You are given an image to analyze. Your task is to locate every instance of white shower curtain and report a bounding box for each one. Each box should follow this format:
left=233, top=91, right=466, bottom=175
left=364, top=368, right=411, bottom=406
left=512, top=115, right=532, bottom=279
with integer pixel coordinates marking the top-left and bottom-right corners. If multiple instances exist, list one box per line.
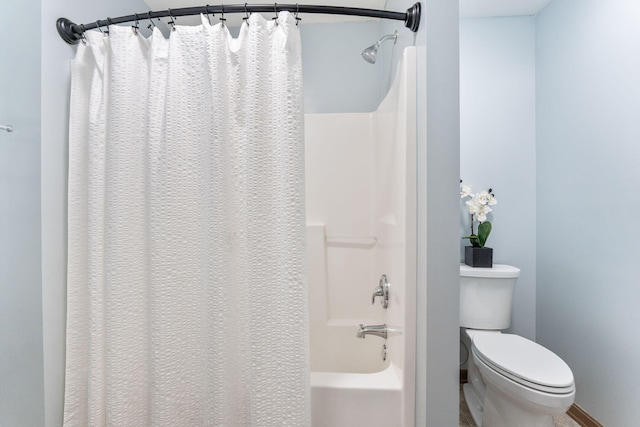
left=63, top=13, right=309, bottom=427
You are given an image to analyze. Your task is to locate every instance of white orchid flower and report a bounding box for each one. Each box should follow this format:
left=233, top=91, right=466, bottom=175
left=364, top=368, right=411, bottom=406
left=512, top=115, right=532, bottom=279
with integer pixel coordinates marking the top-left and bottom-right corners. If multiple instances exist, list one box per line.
left=475, top=205, right=492, bottom=223
left=480, top=209, right=490, bottom=221
left=480, top=204, right=492, bottom=215
left=465, top=199, right=480, bottom=214
left=476, top=191, right=491, bottom=205
left=460, top=184, right=473, bottom=198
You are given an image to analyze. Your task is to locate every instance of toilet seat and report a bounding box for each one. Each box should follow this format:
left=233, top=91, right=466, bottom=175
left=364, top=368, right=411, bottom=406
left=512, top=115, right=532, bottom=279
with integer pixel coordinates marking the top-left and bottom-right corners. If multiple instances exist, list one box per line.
left=472, top=333, right=575, bottom=394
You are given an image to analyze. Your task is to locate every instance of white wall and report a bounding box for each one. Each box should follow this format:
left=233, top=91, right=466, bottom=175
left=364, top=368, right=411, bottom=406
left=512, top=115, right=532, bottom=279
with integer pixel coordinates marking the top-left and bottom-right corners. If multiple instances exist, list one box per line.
left=304, top=45, right=417, bottom=392
left=305, top=113, right=383, bottom=373
left=373, top=47, right=417, bottom=425
left=460, top=17, right=537, bottom=340
left=0, top=2, right=44, bottom=426
left=536, top=1, right=640, bottom=425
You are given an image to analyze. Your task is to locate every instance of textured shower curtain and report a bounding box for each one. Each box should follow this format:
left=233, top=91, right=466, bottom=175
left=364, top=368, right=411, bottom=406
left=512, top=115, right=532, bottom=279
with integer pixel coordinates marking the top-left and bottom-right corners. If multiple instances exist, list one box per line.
left=63, top=13, right=309, bottom=427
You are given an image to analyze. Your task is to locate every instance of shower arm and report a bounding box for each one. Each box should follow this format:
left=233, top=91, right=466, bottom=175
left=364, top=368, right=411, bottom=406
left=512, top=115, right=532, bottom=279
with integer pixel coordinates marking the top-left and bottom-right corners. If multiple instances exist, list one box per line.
left=56, top=2, right=421, bottom=45
left=375, top=33, right=397, bottom=47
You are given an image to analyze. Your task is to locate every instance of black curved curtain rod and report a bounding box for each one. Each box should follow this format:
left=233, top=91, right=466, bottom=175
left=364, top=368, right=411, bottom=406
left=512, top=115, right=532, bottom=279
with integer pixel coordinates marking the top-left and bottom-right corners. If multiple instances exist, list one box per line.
left=56, top=2, right=421, bottom=44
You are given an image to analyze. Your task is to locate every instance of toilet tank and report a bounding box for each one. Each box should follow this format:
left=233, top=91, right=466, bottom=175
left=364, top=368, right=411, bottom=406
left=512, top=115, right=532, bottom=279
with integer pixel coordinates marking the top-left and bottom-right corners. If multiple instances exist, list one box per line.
left=460, top=264, right=521, bottom=330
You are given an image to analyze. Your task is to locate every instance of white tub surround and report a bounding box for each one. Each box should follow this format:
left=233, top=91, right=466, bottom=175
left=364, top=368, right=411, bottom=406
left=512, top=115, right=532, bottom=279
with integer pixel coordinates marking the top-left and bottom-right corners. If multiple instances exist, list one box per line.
left=305, top=47, right=416, bottom=427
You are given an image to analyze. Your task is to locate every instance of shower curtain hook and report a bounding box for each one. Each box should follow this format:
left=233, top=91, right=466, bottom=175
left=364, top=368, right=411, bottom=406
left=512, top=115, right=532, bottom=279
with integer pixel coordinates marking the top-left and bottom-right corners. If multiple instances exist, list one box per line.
left=132, top=13, right=140, bottom=35
left=167, top=8, right=176, bottom=31
left=105, top=17, right=112, bottom=35
left=79, top=24, right=88, bottom=44
left=96, top=20, right=106, bottom=36
left=243, top=3, right=250, bottom=24
left=147, top=11, right=156, bottom=30
left=295, top=3, right=301, bottom=26
left=273, top=3, right=279, bottom=25
left=220, top=4, right=226, bottom=26
left=204, top=5, right=212, bottom=25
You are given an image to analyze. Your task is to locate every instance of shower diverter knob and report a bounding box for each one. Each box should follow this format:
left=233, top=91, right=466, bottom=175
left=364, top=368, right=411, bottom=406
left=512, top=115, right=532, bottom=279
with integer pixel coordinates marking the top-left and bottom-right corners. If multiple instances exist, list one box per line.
left=371, top=274, right=390, bottom=309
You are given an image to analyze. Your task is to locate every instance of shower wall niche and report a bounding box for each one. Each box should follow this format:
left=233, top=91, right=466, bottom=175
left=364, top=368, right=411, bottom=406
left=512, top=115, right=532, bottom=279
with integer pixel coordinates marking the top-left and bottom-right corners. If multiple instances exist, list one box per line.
left=305, top=47, right=416, bottom=427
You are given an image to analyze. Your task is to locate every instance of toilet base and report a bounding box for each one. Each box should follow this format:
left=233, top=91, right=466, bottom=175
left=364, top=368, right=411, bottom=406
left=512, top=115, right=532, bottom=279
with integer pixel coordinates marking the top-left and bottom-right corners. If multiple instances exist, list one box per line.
left=482, top=382, right=555, bottom=427
left=464, top=381, right=561, bottom=427
left=462, top=383, right=484, bottom=426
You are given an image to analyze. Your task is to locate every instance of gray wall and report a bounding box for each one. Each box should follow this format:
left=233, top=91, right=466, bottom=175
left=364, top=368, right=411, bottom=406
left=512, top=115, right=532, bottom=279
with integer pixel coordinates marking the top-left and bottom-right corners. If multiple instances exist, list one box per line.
left=385, top=1, right=460, bottom=425
left=420, top=1, right=460, bottom=425
left=460, top=17, right=537, bottom=340
left=0, top=2, right=45, bottom=426
left=300, top=21, right=386, bottom=113
left=536, top=1, right=640, bottom=425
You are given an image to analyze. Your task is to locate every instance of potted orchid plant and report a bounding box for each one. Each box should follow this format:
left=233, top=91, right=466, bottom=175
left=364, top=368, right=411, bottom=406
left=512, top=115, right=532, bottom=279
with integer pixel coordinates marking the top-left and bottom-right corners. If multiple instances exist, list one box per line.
left=460, top=180, right=497, bottom=267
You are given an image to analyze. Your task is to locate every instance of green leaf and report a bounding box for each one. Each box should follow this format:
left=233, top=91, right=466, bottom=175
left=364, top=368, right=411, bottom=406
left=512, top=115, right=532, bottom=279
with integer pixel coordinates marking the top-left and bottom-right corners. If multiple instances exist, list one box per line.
left=463, top=234, right=481, bottom=247
left=477, top=221, right=492, bottom=248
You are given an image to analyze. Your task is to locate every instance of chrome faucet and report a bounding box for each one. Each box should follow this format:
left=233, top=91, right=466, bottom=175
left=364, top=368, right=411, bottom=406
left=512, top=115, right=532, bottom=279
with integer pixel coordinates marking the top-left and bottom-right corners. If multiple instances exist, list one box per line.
left=356, top=324, right=387, bottom=339
left=371, top=274, right=390, bottom=308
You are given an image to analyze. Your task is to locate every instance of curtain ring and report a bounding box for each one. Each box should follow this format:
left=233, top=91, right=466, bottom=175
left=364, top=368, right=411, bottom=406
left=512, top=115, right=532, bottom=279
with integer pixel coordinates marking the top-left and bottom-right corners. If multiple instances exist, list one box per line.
left=96, top=20, right=106, bottom=36
left=132, top=13, right=140, bottom=35
left=273, top=3, right=279, bottom=25
left=105, top=17, right=112, bottom=35
left=295, top=3, right=301, bottom=26
left=220, top=4, right=226, bottom=26
left=167, top=8, right=176, bottom=31
left=147, top=11, right=156, bottom=30
left=243, top=3, right=250, bottom=24
left=79, top=24, right=88, bottom=44
left=204, top=5, right=212, bottom=25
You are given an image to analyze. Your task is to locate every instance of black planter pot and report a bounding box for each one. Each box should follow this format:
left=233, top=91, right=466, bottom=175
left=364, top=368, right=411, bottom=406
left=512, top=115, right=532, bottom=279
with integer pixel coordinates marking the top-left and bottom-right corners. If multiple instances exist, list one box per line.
left=464, top=246, right=493, bottom=268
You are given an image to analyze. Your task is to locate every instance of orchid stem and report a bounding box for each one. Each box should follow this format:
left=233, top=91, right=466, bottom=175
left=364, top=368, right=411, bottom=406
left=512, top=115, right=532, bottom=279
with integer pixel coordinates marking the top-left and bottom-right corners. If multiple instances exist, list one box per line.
left=470, top=214, right=474, bottom=236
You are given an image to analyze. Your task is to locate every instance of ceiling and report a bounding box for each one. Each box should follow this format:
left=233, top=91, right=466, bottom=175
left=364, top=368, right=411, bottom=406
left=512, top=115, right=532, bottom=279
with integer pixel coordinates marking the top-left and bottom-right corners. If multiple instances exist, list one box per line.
left=459, top=0, right=552, bottom=18
left=143, top=0, right=553, bottom=27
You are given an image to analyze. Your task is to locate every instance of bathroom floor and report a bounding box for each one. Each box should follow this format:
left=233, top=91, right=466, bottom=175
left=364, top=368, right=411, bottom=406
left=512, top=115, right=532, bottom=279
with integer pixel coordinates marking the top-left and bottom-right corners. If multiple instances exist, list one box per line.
left=459, top=385, right=580, bottom=427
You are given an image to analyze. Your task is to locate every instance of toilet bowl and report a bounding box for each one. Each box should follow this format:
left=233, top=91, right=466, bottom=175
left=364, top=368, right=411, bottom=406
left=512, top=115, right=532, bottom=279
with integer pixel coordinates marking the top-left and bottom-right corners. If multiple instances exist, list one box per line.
left=464, top=329, right=575, bottom=427
left=460, top=264, right=575, bottom=427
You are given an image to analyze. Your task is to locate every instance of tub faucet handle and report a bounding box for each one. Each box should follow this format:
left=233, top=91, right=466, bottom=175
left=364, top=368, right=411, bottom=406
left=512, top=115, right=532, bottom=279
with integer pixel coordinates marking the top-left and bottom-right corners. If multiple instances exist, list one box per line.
left=371, top=274, right=390, bottom=308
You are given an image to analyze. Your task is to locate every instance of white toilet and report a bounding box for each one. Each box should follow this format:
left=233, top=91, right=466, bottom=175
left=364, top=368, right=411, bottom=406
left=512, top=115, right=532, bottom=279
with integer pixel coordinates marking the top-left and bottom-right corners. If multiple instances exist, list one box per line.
left=460, top=264, right=575, bottom=427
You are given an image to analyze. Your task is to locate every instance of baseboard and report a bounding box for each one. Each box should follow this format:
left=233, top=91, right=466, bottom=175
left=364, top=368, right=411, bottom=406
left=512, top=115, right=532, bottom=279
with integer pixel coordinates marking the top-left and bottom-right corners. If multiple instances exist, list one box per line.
left=460, top=370, right=602, bottom=427
left=567, top=404, right=604, bottom=427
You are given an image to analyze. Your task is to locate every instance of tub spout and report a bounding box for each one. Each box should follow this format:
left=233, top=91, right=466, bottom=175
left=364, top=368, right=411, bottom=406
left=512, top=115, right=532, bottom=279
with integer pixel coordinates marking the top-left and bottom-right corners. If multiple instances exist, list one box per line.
left=356, top=324, right=387, bottom=339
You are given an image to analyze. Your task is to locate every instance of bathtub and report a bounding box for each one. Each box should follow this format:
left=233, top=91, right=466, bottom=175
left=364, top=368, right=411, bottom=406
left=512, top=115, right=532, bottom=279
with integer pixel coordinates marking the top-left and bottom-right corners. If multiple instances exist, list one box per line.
left=311, top=364, right=402, bottom=427
left=305, top=236, right=405, bottom=426
left=306, top=297, right=404, bottom=427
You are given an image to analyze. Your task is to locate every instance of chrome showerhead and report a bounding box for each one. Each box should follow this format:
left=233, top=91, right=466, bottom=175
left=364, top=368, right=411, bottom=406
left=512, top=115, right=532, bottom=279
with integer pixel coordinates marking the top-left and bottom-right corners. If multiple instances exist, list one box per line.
left=361, top=45, right=379, bottom=64
left=361, top=31, right=398, bottom=64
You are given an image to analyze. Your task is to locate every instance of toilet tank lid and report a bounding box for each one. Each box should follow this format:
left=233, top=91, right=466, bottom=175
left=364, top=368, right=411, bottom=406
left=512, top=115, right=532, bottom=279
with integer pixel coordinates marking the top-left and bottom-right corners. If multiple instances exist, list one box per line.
left=460, top=264, right=520, bottom=278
